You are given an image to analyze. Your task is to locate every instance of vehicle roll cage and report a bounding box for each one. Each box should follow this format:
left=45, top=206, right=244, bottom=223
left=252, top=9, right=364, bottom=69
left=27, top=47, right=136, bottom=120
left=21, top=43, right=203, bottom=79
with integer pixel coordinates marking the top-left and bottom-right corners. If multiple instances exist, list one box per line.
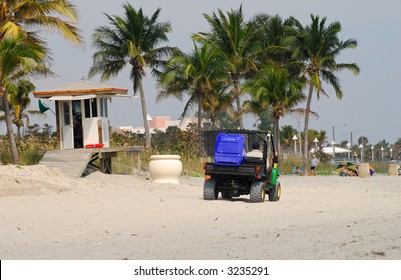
left=208, top=129, right=278, bottom=166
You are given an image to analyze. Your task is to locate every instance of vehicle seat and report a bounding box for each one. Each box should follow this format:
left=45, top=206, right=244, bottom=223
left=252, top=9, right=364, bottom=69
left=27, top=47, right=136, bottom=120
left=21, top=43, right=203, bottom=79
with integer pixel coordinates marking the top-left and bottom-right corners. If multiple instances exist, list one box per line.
left=245, top=157, right=264, bottom=164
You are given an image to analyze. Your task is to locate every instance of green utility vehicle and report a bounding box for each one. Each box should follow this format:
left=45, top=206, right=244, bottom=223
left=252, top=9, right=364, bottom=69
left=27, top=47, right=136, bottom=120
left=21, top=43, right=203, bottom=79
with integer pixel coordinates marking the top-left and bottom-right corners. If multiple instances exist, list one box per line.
left=203, top=130, right=281, bottom=203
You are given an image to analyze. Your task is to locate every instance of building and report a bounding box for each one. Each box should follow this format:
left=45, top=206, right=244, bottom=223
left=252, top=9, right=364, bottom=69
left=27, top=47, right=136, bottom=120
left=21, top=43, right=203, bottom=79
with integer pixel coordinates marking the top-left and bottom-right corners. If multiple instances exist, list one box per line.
left=33, top=80, right=129, bottom=149
left=113, top=116, right=198, bottom=134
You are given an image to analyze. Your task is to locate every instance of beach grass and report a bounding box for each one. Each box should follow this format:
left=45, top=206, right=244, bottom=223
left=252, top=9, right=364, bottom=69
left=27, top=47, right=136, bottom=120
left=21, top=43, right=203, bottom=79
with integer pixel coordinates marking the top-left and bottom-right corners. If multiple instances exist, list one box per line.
left=0, top=134, right=393, bottom=176
left=90, top=151, right=395, bottom=176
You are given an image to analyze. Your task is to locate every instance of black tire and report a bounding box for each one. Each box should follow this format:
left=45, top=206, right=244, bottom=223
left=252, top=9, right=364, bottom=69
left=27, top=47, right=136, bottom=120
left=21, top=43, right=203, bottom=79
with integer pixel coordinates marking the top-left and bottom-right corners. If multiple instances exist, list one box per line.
left=269, top=181, right=281, bottom=201
left=250, top=181, right=265, bottom=203
left=221, top=192, right=232, bottom=200
left=203, top=179, right=218, bottom=200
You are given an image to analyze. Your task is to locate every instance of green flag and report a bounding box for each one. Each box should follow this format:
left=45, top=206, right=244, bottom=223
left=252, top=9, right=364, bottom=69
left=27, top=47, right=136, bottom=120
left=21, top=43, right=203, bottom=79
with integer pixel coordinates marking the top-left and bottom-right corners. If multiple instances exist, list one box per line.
left=38, top=99, right=49, bottom=113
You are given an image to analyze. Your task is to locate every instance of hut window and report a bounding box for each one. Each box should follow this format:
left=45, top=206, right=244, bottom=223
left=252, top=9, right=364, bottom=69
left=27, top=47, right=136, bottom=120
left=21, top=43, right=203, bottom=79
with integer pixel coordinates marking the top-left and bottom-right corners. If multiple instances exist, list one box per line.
left=84, top=99, right=91, bottom=118
left=100, top=98, right=104, bottom=117
left=83, top=98, right=107, bottom=118
left=91, top=98, right=98, bottom=117
left=63, top=102, right=70, bottom=125
left=104, top=98, right=108, bottom=117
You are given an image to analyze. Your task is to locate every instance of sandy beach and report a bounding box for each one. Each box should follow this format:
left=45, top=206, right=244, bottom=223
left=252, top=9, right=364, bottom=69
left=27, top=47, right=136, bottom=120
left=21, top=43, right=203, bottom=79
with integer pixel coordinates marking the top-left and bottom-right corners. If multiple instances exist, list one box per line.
left=1, top=165, right=401, bottom=260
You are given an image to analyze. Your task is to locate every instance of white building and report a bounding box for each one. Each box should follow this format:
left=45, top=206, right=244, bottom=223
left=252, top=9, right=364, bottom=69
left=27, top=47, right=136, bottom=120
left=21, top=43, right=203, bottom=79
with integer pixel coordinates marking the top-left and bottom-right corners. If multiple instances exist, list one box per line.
left=113, top=116, right=199, bottom=134
left=34, top=80, right=129, bottom=149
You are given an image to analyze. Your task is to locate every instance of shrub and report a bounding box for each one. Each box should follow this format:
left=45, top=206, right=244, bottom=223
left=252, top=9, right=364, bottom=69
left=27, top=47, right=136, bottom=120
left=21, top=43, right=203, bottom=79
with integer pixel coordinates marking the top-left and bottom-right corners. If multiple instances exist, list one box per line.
left=0, top=134, right=58, bottom=165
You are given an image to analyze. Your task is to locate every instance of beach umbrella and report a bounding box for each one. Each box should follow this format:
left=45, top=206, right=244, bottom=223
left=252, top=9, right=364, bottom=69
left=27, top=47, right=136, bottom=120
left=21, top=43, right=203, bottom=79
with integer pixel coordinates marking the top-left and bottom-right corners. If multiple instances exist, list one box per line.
left=336, top=161, right=357, bottom=175
left=336, top=162, right=356, bottom=169
left=336, top=162, right=346, bottom=174
left=345, top=161, right=357, bottom=171
left=336, top=162, right=345, bottom=169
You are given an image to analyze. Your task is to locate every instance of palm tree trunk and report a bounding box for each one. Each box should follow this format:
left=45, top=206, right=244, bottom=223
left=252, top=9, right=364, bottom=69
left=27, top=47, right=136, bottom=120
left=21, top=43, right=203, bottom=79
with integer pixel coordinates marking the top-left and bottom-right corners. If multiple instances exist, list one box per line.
left=17, top=126, right=21, bottom=139
left=197, top=95, right=203, bottom=157
left=211, top=110, right=216, bottom=129
left=232, top=76, right=244, bottom=129
left=1, top=88, right=20, bottom=164
left=302, top=85, right=313, bottom=175
left=137, top=78, right=151, bottom=149
left=274, top=116, right=280, bottom=157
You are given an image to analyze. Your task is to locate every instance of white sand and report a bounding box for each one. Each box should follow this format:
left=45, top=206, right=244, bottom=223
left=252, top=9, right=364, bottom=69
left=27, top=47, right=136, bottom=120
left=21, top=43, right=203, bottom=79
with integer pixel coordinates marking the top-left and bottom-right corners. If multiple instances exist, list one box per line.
left=1, top=165, right=401, bottom=260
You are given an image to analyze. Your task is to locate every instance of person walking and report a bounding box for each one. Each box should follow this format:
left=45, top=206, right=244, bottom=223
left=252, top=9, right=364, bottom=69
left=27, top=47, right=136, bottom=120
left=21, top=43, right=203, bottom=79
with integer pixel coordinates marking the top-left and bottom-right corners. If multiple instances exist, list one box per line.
left=310, top=155, right=319, bottom=175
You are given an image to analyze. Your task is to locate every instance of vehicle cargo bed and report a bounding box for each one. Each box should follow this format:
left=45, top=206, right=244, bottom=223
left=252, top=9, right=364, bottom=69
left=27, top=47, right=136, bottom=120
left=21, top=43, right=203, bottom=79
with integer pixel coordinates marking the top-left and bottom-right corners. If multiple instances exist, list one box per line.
left=205, top=163, right=257, bottom=177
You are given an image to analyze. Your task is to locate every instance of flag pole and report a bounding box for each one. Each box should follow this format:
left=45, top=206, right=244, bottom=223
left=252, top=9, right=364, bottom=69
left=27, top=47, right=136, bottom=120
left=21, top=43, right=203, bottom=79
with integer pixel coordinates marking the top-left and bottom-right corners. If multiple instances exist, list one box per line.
left=38, top=99, right=56, bottom=115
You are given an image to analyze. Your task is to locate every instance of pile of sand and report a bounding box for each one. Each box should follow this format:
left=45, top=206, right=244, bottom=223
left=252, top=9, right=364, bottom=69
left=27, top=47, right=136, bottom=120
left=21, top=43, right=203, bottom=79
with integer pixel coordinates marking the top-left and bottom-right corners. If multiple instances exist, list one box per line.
left=0, top=165, right=81, bottom=197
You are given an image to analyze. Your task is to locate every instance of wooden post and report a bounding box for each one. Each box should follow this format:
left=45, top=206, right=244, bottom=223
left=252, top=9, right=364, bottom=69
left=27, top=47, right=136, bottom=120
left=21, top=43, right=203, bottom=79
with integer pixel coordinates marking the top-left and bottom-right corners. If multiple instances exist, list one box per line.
left=100, top=157, right=112, bottom=174
left=55, top=101, right=62, bottom=149
left=129, top=151, right=134, bottom=174
left=137, top=152, right=141, bottom=170
left=98, top=120, right=103, bottom=144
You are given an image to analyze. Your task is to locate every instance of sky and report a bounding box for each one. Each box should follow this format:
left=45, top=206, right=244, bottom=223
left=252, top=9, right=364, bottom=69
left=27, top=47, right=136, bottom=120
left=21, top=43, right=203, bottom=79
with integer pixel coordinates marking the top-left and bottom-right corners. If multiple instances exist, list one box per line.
left=24, top=0, right=401, bottom=145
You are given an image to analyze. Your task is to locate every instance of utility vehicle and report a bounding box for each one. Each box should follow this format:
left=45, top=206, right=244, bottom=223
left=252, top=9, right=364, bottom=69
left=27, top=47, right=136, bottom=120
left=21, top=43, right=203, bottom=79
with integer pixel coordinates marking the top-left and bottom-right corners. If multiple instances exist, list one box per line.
left=203, top=130, right=281, bottom=203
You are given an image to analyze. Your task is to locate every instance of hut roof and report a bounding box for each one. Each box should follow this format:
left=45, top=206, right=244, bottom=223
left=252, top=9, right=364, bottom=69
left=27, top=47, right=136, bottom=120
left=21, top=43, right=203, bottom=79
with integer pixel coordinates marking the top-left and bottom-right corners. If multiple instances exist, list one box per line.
left=33, top=80, right=128, bottom=99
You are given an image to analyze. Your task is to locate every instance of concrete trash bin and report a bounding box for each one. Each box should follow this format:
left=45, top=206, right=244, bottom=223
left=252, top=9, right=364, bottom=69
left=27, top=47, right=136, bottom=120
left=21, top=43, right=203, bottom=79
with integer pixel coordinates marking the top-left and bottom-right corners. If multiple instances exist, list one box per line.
left=149, top=155, right=182, bottom=184
left=358, top=163, right=370, bottom=178
left=389, top=164, right=400, bottom=176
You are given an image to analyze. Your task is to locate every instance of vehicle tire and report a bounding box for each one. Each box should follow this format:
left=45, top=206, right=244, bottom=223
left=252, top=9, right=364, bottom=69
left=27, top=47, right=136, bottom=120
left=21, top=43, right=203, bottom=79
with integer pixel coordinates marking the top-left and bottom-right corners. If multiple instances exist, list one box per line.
left=250, top=181, right=265, bottom=203
left=269, top=181, right=281, bottom=201
left=203, top=179, right=218, bottom=200
left=221, top=192, right=232, bottom=200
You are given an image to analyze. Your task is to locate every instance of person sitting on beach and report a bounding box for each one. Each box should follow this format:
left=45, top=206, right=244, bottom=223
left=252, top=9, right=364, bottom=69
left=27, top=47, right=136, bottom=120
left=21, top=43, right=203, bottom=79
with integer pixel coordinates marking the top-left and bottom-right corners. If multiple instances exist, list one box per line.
left=295, top=166, right=302, bottom=175
left=340, top=166, right=347, bottom=176
left=340, top=166, right=351, bottom=177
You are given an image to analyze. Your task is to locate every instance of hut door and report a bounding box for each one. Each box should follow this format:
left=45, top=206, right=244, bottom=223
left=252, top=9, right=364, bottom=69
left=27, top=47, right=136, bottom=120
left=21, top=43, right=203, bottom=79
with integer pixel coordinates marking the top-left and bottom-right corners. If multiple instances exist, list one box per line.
left=61, top=101, right=74, bottom=149
left=72, top=100, right=83, bottom=148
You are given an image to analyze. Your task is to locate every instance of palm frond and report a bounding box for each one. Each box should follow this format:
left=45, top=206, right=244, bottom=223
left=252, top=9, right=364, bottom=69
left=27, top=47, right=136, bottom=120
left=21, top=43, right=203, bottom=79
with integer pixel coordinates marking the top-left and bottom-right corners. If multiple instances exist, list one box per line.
left=2, top=0, right=83, bottom=44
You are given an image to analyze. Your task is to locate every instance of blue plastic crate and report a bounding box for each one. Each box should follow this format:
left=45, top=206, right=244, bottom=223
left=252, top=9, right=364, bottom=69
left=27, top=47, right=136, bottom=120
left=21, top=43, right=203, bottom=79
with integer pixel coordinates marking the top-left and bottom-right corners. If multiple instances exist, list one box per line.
left=214, top=133, right=246, bottom=166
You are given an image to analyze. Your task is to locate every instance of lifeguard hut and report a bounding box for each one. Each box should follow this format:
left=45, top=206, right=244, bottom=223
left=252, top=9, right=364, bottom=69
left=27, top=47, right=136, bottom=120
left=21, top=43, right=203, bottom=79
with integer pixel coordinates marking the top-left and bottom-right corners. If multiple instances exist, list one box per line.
left=33, top=80, right=143, bottom=178
left=33, top=80, right=128, bottom=149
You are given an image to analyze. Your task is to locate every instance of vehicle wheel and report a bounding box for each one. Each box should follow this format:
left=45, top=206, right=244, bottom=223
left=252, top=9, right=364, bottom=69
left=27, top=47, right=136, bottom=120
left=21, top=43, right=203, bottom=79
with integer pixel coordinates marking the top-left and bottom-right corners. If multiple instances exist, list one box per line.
left=269, top=181, right=281, bottom=201
left=250, top=181, right=265, bottom=203
left=221, top=192, right=232, bottom=200
left=203, top=179, right=218, bottom=200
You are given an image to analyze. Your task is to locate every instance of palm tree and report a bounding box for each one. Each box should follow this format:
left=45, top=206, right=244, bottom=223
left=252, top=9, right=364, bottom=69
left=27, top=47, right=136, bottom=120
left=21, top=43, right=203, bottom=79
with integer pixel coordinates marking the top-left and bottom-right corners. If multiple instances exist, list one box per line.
left=255, top=14, right=296, bottom=67
left=158, top=43, right=228, bottom=156
left=195, top=6, right=260, bottom=128
left=290, top=15, right=360, bottom=173
left=358, top=136, right=369, bottom=146
left=6, top=80, right=47, bottom=138
left=211, top=110, right=239, bottom=130
left=392, top=139, right=401, bottom=160
left=0, top=0, right=82, bottom=164
left=307, top=129, right=327, bottom=151
left=243, top=64, right=305, bottom=155
left=0, top=0, right=82, bottom=44
left=0, top=33, right=49, bottom=164
left=253, top=110, right=273, bottom=132
left=89, top=4, right=174, bottom=149
left=377, top=139, right=389, bottom=149
left=280, top=124, right=298, bottom=153
left=202, top=87, right=233, bottom=129
left=1, top=80, right=32, bottom=137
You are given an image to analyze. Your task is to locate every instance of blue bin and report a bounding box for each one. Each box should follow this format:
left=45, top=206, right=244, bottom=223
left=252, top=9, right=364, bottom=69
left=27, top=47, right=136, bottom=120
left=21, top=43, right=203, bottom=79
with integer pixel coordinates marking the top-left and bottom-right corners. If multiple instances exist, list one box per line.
left=214, top=133, right=246, bottom=166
